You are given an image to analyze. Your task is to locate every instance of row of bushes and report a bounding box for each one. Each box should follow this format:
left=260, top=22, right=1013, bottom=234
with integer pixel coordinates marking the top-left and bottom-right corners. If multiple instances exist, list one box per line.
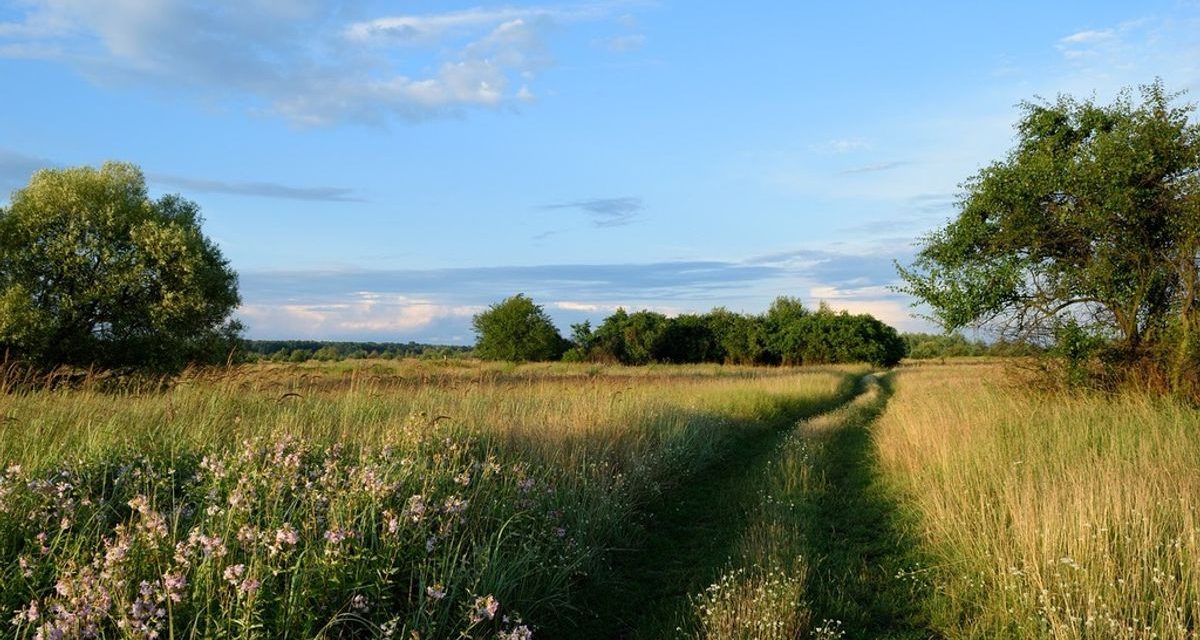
left=473, top=295, right=908, bottom=367
left=246, top=340, right=469, bottom=363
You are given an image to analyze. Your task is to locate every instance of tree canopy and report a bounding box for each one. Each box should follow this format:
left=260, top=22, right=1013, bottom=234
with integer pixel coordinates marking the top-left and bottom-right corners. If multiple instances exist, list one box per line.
left=471, top=294, right=567, bottom=362
left=484, top=295, right=906, bottom=367
left=0, top=162, right=242, bottom=371
left=898, top=81, right=1200, bottom=389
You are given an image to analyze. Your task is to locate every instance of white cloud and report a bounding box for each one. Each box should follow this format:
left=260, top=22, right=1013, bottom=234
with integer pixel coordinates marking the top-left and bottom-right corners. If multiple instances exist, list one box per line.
left=0, top=1, right=634, bottom=125
left=238, top=293, right=481, bottom=339
left=809, top=285, right=894, bottom=300
left=1059, top=29, right=1116, bottom=45
left=1052, top=16, right=1200, bottom=88
left=552, top=301, right=610, bottom=312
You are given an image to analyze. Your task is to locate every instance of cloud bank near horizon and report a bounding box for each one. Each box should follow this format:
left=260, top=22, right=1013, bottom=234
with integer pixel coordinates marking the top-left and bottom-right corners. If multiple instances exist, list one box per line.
left=236, top=248, right=928, bottom=343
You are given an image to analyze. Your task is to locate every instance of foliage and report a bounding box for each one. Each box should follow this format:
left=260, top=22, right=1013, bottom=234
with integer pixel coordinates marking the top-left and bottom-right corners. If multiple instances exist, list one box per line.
left=0, top=162, right=241, bottom=371
left=562, top=298, right=905, bottom=367
left=897, top=81, right=1200, bottom=391
left=247, top=340, right=470, bottom=361
left=902, top=332, right=989, bottom=359
left=471, top=294, right=567, bottom=362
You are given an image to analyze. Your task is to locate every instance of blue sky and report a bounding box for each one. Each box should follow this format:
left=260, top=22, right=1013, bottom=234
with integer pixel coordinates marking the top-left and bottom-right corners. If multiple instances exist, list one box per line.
left=2, top=1, right=1198, bottom=343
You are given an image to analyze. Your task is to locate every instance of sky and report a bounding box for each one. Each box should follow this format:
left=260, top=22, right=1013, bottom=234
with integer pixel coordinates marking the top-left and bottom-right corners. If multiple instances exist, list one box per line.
left=2, top=1, right=1199, bottom=343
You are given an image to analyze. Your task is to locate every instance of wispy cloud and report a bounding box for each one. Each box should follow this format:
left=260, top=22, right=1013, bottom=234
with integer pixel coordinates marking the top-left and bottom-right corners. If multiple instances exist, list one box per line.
left=838, top=160, right=911, bottom=175
left=541, top=196, right=643, bottom=227
left=235, top=247, right=935, bottom=341
left=0, top=1, right=643, bottom=126
left=150, top=174, right=364, bottom=203
left=1052, top=16, right=1200, bottom=90
left=238, top=293, right=481, bottom=341
left=0, top=149, right=363, bottom=204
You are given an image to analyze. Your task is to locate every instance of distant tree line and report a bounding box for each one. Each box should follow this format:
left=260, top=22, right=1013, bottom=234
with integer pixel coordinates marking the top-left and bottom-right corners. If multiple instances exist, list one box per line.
left=472, top=294, right=907, bottom=367
left=245, top=340, right=470, bottom=363
left=901, top=332, right=1042, bottom=359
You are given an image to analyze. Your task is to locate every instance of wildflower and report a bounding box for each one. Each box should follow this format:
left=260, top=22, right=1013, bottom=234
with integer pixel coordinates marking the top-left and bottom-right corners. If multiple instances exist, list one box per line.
left=238, top=579, right=261, bottom=596
left=323, top=526, right=354, bottom=545
left=11, top=599, right=39, bottom=624
left=404, top=494, right=428, bottom=522
left=382, top=510, right=401, bottom=535
left=471, top=595, right=500, bottom=622
left=426, top=584, right=447, bottom=600
left=350, top=594, right=370, bottom=613
left=162, top=573, right=187, bottom=603
left=425, top=536, right=438, bottom=553
left=499, top=625, right=534, bottom=640
left=237, top=525, right=260, bottom=549
left=455, top=471, right=471, bottom=486
left=517, top=478, right=534, bottom=493
left=443, top=496, right=468, bottom=515
left=223, top=564, right=247, bottom=586
left=269, top=523, right=300, bottom=555
left=194, top=533, right=227, bottom=559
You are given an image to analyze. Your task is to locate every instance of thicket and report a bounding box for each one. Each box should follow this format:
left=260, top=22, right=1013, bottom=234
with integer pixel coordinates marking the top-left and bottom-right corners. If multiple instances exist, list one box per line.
left=478, top=295, right=907, bottom=367
left=901, top=332, right=1041, bottom=359
left=245, top=340, right=470, bottom=362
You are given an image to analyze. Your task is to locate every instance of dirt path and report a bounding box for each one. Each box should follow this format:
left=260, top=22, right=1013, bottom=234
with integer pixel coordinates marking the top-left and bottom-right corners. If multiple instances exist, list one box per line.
left=798, top=375, right=939, bottom=639
left=559, top=374, right=940, bottom=639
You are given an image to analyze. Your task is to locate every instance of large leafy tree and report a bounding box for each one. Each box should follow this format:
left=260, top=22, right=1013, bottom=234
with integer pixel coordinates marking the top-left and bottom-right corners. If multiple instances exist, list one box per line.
left=472, top=294, right=566, bottom=362
left=898, top=82, right=1200, bottom=379
left=0, top=162, right=242, bottom=371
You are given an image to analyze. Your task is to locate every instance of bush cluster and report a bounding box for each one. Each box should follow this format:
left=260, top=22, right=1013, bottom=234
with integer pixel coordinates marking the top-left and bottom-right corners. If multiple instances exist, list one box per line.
left=476, top=295, right=907, bottom=367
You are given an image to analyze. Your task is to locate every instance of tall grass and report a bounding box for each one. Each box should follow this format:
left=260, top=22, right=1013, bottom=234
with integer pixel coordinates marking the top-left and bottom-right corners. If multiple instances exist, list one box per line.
left=0, top=360, right=855, bottom=639
left=875, top=363, right=1200, bottom=639
left=688, top=376, right=904, bottom=640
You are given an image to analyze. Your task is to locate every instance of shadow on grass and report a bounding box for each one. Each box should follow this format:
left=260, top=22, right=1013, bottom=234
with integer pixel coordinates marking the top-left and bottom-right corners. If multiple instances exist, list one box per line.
left=801, top=375, right=940, bottom=640
left=553, top=372, right=865, bottom=639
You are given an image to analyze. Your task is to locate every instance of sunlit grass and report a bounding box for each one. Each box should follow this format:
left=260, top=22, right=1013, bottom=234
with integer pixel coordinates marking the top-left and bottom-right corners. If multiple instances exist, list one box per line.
left=875, top=363, right=1200, bottom=639
left=0, top=360, right=857, bottom=639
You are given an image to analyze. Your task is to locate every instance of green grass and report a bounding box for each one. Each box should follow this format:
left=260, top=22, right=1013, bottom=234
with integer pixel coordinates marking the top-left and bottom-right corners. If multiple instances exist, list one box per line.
left=0, top=360, right=860, bottom=639
left=8, top=358, right=1188, bottom=639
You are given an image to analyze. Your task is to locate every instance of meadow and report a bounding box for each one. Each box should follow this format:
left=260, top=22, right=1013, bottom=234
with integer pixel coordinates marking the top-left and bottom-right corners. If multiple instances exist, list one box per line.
left=875, top=363, right=1200, bottom=639
left=2, top=358, right=1198, bottom=639
left=0, top=360, right=861, bottom=639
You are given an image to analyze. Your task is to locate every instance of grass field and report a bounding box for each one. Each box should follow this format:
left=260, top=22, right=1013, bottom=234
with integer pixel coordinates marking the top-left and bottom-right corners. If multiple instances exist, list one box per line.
left=0, top=360, right=862, bottom=639
left=3, top=359, right=1198, bottom=639
left=875, top=362, right=1200, bottom=639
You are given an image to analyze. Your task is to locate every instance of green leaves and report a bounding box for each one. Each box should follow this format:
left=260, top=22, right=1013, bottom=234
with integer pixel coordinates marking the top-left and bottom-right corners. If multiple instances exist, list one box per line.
left=898, top=81, right=1200, bottom=359
left=0, top=161, right=241, bottom=370
left=471, top=295, right=566, bottom=362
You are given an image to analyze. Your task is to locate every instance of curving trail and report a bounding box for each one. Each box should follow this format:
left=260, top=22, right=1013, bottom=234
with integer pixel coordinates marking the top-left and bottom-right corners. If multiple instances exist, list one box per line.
left=563, top=373, right=941, bottom=639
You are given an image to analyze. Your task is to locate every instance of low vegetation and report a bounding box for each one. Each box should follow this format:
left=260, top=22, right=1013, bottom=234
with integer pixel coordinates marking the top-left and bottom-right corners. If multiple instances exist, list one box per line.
left=0, top=360, right=859, bottom=639
left=475, top=295, right=907, bottom=367
left=875, top=363, right=1200, bottom=639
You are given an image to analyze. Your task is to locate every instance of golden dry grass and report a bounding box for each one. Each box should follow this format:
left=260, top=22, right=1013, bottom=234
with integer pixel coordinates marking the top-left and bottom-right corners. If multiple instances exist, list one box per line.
left=875, top=363, right=1200, bottom=639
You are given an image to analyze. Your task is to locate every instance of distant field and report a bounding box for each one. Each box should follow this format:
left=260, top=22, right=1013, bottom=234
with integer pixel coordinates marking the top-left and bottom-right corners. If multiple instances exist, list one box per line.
left=3, top=359, right=1196, bottom=639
